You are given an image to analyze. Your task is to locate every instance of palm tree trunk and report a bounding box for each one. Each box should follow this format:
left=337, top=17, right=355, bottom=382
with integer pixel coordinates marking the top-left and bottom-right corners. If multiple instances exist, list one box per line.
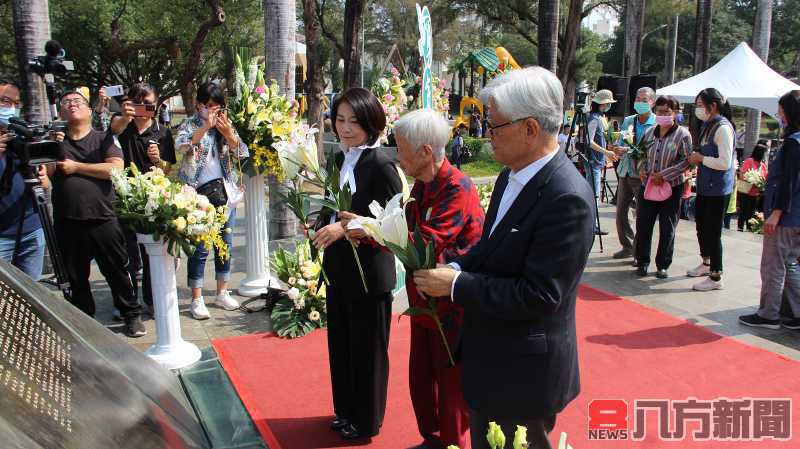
left=11, top=0, right=52, bottom=123
left=264, top=0, right=298, bottom=239
left=744, top=0, right=773, bottom=158
left=537, top=0, right=559, bottom=73
left=694, top=0, right=713, bottom=74
left=342, top=0, right=365, bottom=88
left=303, top=0, right=326, bottom=165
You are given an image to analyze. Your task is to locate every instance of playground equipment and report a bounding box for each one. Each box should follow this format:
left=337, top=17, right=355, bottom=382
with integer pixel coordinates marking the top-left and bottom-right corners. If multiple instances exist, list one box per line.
left=450, top=47, right=519, bottom=130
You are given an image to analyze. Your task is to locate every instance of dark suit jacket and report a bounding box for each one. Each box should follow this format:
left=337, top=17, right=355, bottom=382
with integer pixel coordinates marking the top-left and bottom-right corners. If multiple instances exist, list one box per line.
left=319, top=147, right=403, bottom=297
left=452, top=149, right=595, bottom=418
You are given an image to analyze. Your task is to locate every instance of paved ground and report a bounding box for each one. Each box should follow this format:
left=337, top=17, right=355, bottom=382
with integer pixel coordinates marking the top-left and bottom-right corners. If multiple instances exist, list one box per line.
left=78, top=171, right=800, bottom=361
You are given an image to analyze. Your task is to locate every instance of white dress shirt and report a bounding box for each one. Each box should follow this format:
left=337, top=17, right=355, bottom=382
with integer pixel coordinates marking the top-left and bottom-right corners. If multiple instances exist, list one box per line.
left=449, top=145, right=559, bottom=299
left=330, top=140, right=380, bottom=224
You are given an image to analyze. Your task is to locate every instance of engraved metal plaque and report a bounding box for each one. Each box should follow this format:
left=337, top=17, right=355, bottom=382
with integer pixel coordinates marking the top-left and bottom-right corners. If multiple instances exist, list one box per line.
left=0, top=260, right=210, bottom=449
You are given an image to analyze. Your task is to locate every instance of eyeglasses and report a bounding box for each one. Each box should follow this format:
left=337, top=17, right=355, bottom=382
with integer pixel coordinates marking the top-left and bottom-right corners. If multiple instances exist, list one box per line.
left=61, top=98, right=88, bottom=107
left=0, top=96, right=21, bottom=108
left=487, top=117, right=532, bottom=133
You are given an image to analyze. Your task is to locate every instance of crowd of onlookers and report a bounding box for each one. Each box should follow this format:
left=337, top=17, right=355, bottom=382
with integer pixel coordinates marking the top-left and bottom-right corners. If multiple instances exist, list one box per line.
left=0, top=79, right=244, bottom=338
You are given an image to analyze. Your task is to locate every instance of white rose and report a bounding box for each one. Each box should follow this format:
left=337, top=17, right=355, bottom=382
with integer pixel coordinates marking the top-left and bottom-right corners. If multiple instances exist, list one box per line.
left=287, top=287, right=300, bottom=300
left=308, top=310, right=320, bottom=321
left=297, top=279, right=307, bottom=287
left=293, top=298, right=305, bottom=310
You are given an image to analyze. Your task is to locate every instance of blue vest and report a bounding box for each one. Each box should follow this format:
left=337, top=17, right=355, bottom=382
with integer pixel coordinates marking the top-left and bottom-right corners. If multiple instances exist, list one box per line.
left=588, top=113, right=606, bottom=169
left=696, top=116, right=735, bottom=196
left=763, top=131, right=800, bottom=226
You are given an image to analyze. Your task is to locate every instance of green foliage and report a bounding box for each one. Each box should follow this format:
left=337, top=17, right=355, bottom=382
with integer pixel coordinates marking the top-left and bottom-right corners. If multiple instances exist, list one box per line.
left=270, top=242, right=328, bottom=338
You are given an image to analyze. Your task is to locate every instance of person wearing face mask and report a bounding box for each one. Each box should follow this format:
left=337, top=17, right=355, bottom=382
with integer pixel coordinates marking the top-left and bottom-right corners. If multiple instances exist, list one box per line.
left=584, top=89, right=619, bottom=235
left=611, top=87, right=657, bottom=261
left=633, top=96, right=692, bottom=279
left=739, top=90, right=800, bottom=330
left=0, top=79, right=49, bottom=281
left=175, top=81, right=248, bottom=320
left=686, top=88, right=737, bottom=291
left=312, top=87, right=402, bottom=441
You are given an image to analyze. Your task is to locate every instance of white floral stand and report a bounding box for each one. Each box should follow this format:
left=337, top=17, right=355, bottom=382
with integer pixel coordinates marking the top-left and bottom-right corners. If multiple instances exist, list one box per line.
left=237, top=173, right=277, bottom=296
left=137, top=233, right=201, bottom=370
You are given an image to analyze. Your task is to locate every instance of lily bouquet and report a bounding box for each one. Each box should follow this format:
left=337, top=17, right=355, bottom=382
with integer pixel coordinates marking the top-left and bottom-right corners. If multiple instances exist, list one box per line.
left=351, top=192, right=455, bottom=366
left=229, top=54, right=300, bottom=178
left=111, top=166, right=229, bottom=258
left=446, top=423, right=574, bottom=449
left=742, top=169, right=766, bottom=191
left=621, top=125, right=650, bottom=163
left=273, top=128, right=369, bottom=293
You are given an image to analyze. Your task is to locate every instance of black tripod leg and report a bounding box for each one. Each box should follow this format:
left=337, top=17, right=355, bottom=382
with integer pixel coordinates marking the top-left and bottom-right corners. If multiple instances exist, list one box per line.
left=31, top=185, right=72, bottom=300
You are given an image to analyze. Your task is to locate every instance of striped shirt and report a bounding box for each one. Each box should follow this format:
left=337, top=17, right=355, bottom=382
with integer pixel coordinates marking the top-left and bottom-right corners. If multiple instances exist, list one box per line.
left=641, top=124, right=692, bottom=187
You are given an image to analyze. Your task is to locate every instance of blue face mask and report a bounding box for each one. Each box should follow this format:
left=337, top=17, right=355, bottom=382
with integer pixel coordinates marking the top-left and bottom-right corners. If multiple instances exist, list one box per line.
left=0, top=106, right=18, bottom=126
left=633, top=102, right=651, bottom=115
left=676, top=112, right=685, bottom=124
left=779, top=116, right=788, bottom=129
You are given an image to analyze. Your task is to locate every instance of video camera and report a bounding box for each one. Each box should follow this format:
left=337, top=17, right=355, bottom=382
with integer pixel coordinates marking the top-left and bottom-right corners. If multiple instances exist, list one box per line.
left=4, top=117, right=64, bottom=170
left=28, top=40, right=74, bottom=77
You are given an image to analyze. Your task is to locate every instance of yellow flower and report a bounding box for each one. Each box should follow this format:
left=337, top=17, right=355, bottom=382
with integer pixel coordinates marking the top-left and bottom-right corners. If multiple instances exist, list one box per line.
left=173, top=217, right=187, bottom=232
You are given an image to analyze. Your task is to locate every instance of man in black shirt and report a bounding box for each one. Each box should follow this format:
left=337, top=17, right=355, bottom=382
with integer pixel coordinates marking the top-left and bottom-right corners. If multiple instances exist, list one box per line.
left=52, top=89, right=145, bottom=337
left=110, top=83, right=177, bottom=310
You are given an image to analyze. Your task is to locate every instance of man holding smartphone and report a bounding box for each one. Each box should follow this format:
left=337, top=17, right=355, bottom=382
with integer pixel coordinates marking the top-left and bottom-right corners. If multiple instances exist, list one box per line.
left=110, top=83, right=177, bottom=313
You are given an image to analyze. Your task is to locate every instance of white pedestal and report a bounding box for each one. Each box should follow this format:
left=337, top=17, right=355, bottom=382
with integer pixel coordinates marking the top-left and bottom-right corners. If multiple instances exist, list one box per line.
left=237, top=174, right=276, bottom=297
left=137, top=234, right=201, bottom=371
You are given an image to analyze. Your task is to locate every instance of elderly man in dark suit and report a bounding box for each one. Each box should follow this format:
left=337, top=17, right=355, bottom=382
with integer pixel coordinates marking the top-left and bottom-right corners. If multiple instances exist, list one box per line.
left=414, top=66, right=595, bottom=449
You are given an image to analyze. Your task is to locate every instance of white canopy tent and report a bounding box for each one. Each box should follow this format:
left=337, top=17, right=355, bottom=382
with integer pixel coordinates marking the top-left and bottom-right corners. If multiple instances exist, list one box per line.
left=657, top=42, right=800, bottom=118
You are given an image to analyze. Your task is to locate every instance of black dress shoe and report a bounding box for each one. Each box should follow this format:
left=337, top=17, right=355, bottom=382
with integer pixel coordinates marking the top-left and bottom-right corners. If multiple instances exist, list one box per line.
left=330, top=416, right=349, bottom=431
left=656, top=268, right=669, bottom=279
left=339, top=423, right=362, bottom=440
left=636, top=265, right=649, bottom=277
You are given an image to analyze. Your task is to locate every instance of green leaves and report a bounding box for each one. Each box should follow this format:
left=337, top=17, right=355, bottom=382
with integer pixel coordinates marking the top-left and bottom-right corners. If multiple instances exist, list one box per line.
left=384, top=227, right=436, bottom=272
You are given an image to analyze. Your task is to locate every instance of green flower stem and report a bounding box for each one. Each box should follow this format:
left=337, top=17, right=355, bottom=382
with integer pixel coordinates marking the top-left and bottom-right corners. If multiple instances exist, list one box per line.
left=434, top=315, right=456, bottom=367
left=350, top=240, right=369, bottom=293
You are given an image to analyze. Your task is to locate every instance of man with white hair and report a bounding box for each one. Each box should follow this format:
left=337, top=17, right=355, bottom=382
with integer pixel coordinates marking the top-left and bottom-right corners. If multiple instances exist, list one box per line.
left=414, top=67, right=595, bottom=449
left=345, top=108, right=484, bottom=449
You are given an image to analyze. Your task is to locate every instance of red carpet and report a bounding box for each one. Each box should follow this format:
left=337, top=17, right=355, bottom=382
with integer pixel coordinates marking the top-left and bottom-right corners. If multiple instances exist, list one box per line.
left=213, top=286, right=800, bottom=448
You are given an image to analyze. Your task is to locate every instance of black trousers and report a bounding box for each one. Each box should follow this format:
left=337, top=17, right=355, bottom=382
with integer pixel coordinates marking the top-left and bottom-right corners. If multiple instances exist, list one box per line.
left=326, top=286, right=392, bottom=437
left=635, top=184, right=682, bottom=269
left=123, top=228, right=153, bottom=306
left=469, top=409, right=556, bottom=449
left=737, top=193, right=759, bottom=231
left=56, top=219, right=141, bottom=319
left=695, top=194, right=729, bottom=274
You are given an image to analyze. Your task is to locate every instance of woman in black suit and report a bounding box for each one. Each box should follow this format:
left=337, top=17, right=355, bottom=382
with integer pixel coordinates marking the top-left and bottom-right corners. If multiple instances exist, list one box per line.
left=312, top=87, right=402, bottom=440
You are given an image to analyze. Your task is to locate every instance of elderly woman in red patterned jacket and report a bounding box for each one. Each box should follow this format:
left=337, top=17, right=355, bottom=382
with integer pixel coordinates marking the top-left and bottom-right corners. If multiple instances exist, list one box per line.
left=344, top=108, right=485, bottom=449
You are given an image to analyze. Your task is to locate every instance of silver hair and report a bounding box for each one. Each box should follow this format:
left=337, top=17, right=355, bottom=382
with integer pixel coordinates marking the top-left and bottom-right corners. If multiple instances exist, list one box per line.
left=637, top=86, right=656, bottom=100
left=392, top=109, right=451, bottom=161
left=478, top=66, right=564, bottom=136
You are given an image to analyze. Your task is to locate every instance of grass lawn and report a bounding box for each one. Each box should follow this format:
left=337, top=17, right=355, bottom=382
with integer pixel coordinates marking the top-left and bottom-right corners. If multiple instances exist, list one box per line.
left=460, top=149, right=504, bottom=179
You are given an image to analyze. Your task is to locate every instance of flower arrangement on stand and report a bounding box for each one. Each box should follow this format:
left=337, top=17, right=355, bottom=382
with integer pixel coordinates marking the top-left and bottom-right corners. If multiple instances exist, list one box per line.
left=111, top=166, right=229, bottom=257
left=229, top=54, right=301, bottom=179
left=476, top=184, right=494, bottom=211
left=270, top=241, right=327, bottom=338
left=414, top=74, right=450, bottom=114
left=372, top=67, right=408, bottom=142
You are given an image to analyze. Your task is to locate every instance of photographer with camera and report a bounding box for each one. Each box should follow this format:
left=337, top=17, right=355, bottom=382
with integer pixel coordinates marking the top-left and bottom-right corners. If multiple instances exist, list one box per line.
left=0, top=80, right=49, bottom=280
left=110, top=82, right=177, bottom=312
left=50, top=89, right=145, bottom=337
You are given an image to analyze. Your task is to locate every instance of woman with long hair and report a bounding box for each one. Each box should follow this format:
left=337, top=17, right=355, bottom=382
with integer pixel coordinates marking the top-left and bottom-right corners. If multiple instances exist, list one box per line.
left=686, top=88, right=736, bottom=291
left=739, top=90, right=800, bottom=329
left=313, top=87, right=402, bottom=440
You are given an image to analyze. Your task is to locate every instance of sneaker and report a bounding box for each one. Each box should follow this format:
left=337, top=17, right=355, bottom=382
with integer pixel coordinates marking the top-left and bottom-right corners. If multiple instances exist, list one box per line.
left=739, top=313, right=780, bottom=330
left=124, top=316, right=147, bottom=338
left=656, top=268, right=669, bottom=279
left=112, top=308, right=123, bottom=321
left=692, top=277, right=724, bottom=291
left=215, top=290, right=240, bottom=311
left=613, top=249, right=632, bottom=259
left=687, top=262, right=711, bottom=277
left=782, top=318, right=800, bottom=330
left=190, top=297, right=211, bottom=320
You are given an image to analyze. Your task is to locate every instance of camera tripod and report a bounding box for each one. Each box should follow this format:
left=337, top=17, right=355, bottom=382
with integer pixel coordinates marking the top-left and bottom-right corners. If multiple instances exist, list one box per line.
left=563, top=105, right=606, bottom=253
left=11, top=167, right=71, bottom=300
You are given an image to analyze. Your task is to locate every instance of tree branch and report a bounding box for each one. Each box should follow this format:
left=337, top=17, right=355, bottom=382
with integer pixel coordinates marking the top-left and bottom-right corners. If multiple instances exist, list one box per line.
left=479, top=9, right=538, bottom=47
left=316, top=0, right=345, bottom=59
left=582, top=0, right=620, bottom=18
left=180, top=0, right=225, bottom=86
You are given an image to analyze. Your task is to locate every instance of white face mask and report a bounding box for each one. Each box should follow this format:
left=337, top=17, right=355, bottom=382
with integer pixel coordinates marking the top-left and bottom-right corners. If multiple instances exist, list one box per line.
left=695, top=107, right=709, bottom=122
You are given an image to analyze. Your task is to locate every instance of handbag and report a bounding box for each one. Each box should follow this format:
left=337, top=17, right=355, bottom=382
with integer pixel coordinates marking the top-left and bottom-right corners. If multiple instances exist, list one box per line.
left=196, top=178, right=228, bottom=207
left=644, top=177, right=672, bottom=202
